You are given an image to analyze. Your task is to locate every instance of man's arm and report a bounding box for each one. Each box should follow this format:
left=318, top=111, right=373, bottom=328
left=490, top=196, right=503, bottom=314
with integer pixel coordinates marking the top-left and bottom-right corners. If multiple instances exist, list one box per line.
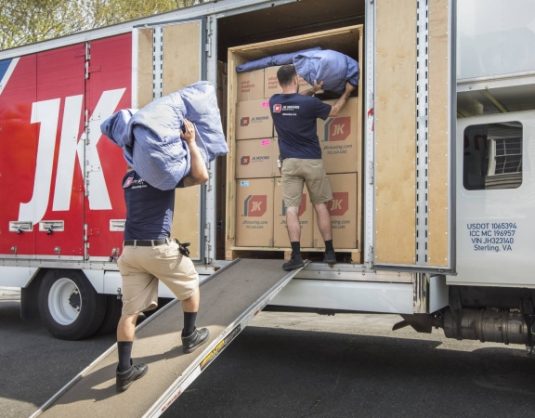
left=329, top=82, right=356, bottom=117
left=181, top=119, right=209, bottom=187
left=300, top=80, right=323, bottom=96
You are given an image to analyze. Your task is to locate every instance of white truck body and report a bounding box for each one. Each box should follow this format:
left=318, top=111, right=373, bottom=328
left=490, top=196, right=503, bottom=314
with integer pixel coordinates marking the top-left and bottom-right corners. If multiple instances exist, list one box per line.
left=0, top=0, right=534, bottom=346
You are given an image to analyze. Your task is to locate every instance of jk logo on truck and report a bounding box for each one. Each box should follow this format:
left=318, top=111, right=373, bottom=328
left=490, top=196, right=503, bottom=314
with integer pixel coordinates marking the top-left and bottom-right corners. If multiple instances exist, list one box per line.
left=328, top=192, right=349, bottom=216
left=324, top=116, right=350, bottom=141
left=17, top=88, right=126, bottom=225
left=243, top=195, right=267, bottom=217
left=240, top=117, right=250, bottom=126
left=241, top=156, right=251, bottom=165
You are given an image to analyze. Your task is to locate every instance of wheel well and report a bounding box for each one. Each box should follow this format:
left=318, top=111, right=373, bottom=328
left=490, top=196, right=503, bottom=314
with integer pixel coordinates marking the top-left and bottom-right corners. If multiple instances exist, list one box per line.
left=21, top=268, right=101, bottom=320
left=20, top=268, right=49, bottom=320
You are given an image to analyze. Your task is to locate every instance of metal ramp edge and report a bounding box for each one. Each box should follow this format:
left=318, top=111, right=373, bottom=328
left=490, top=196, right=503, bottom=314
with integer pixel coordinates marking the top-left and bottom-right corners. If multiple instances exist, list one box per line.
left=31, top=258, right=307, bottom=418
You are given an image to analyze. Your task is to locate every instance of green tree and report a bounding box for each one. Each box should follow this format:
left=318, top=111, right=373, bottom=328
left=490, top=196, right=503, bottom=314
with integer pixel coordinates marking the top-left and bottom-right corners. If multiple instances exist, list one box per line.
left=0, top=0, right=208, bottom=51
left=88, top=0, right=186, bottom=28
left=0, top=0, right=87, bottom=50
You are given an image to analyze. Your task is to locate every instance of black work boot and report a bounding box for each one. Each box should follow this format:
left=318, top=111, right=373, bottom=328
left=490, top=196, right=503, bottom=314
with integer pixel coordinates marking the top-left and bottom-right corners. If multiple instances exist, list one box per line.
left=182, top=327, right=210, bottom=354
left=323, top=250, right=337, bottom=266
left=282, top=254, right=304, bottom=271
left=116, top=361, right=148, bottom=393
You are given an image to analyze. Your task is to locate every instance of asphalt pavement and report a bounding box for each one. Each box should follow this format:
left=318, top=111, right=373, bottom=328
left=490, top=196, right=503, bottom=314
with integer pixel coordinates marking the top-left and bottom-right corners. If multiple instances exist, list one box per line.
left=2, top=288, right=535, bottom=418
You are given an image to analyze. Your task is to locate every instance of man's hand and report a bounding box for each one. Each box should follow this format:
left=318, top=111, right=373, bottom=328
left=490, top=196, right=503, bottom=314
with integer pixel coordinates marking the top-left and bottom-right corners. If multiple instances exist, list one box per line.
left=313, top=80, right=324, bottom=93
left=344, top=81, right=356, bottom=94
left=301, top=79, right=324, bottom=96
left=180, top=118, right=209, bottom=187
left=180, top=119, right=196, bottom=144
left=329, top=82, right=356, bottom=117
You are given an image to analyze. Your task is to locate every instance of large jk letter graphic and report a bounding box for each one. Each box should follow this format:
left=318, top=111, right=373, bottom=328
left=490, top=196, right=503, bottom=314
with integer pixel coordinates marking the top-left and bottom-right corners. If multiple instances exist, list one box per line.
left=18, top=88, right=125, bottom=225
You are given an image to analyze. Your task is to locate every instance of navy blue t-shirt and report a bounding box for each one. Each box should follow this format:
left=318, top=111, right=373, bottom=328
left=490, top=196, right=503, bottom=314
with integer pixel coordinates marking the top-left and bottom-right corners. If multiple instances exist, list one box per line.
left=269, top=93, right=331, bottom=159
left=122, top=170, right=175, bottom=240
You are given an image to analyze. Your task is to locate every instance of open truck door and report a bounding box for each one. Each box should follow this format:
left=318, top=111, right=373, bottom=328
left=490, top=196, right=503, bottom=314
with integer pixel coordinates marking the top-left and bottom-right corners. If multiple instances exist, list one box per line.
left=368, top=0, right=456, bottom=272
left=133, top=18, right=207, bottom=262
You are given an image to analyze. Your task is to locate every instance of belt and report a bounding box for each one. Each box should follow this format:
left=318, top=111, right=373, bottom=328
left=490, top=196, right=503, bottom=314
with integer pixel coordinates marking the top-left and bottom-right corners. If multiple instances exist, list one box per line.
left=123, top=239, right=168, bottom=247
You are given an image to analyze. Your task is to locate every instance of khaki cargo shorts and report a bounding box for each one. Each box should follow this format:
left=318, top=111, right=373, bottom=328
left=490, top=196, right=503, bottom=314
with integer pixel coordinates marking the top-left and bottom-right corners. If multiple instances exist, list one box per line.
left=117, top=240, right=199, bottom=315
left=281, top=158, right=332, bottom=208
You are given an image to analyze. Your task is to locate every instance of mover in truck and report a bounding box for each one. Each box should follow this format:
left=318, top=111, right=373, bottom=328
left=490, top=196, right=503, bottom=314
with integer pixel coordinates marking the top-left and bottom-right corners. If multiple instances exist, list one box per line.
left=1, top=0, right=534, bottom=360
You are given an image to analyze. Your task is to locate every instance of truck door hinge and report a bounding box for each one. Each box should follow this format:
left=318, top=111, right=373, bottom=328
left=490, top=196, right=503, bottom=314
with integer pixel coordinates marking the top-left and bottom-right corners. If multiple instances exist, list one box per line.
left=205, top=17, right=214, bottom=58
left=368, top=160, right=374, bottom=185
left=204, top=221, right=213, bottom=264
left=84, top=43, right=91, bottom=79
left=367, top=245, right=375, bottom=267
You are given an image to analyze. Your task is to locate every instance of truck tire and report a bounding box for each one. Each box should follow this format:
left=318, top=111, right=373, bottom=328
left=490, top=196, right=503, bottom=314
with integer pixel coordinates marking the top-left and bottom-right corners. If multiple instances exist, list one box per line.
left=97, top=295, right=122, bottom=335
left=38, top=270, right=106, bottom=340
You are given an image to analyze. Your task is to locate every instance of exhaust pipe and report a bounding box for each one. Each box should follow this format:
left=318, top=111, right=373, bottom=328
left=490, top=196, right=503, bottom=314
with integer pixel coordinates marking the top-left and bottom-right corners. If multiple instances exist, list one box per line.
left=443, top=309, right=530, bottom=345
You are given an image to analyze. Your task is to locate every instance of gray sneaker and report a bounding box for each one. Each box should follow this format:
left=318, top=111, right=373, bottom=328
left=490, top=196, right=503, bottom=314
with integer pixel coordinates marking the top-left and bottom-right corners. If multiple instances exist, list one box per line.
left=282, top=256, right=304, bottom=271
left=323, top=250, right=336, bottom=265
left=182, top=327, right=210, bottom=354
left=116, top=362, right=148, bottom=393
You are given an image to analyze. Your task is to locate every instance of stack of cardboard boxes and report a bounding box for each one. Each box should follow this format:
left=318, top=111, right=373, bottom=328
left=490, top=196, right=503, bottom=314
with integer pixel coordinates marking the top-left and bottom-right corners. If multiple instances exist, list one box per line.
left=234, top=68, right=276, bottom=247
left=234, top=65, right=361, bottom=251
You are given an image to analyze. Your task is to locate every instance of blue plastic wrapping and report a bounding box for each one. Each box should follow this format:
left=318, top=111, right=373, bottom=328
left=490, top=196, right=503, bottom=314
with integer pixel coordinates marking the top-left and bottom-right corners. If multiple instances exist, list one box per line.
left=100, top=108, right=136, bottom=166
left=101, top=81, right=228, bottom=191
left=235, top=47, right=321, bottom=72
left=293, top=49, right=359, bottom=95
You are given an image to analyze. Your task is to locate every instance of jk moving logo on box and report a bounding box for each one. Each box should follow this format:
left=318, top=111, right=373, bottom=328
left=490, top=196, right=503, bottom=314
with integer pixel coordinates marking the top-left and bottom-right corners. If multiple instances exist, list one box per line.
left=328, top=192, right=349, bottom=216
left=323, top=116, right=351, bottom=141
left=281, top=194, right=306, bottom=216
left=243, top=195, right=267, bottom=217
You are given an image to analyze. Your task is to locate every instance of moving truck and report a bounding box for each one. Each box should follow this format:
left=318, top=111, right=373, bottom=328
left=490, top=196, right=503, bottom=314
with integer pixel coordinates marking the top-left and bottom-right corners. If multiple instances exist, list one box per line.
left=1, top=0, right=534, bottom=350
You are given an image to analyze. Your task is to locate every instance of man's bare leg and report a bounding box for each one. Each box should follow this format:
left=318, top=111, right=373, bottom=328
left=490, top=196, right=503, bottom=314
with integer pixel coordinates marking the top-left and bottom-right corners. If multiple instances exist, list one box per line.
left=314, top=202, right=336, bottom=265
left=283, top=206, right=304, bottom=271
left=180, top=286, right=209, bottom=353
left=116, top=312, right=147, bottom=392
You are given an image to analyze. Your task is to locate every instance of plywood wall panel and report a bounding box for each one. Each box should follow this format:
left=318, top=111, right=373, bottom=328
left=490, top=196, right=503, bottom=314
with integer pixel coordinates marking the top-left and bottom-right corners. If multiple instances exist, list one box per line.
left=374, top=0, right=417, bottom=265
left=428, top=0, right=450, bottom=267
left=163, top=21, right=203, bottom=259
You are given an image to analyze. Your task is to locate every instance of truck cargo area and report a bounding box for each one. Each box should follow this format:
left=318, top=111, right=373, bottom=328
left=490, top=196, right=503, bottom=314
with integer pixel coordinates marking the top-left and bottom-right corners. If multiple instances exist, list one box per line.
left=216, top=0, right=365, bottom=263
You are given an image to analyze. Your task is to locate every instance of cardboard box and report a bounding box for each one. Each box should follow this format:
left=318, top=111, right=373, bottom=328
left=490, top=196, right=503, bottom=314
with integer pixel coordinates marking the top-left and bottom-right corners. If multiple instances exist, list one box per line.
left=235, top=178, right=274, bottom=247
left=264, top=65, right=313, bottom=98
left=313, top=173, right=358, bottom=249
left=236, top=99, right=273, bottom=140
left=237, top=69, right=264, bottom=101
left=273, top=178, right=314, bottom=248
left=236, top=138, right=279, bottom=178
left=317, top=98, right=361, bottom=174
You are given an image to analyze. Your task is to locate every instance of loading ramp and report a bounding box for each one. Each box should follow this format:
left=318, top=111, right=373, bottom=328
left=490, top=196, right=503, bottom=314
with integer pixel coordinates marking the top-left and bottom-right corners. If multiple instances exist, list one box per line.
left=32, top=258, right=306, bottom=418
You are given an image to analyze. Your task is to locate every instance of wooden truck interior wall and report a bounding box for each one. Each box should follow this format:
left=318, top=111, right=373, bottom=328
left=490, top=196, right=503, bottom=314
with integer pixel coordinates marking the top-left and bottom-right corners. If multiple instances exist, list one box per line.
left=137, top=21, right=204, bottom=260
left=214, top=0, right=365, bottom=261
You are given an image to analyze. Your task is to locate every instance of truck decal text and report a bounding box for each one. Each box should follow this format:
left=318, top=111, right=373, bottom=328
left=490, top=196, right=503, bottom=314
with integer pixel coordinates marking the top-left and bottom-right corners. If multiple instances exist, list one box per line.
left=466, top=222, right=517, bottom=253
left=18, top=88, right=126, bottom=225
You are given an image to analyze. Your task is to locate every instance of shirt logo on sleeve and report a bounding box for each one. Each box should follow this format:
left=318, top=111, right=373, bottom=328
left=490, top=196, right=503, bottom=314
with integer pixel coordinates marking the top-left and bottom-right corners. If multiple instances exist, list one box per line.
left=123, top=175, right=134, bottom=189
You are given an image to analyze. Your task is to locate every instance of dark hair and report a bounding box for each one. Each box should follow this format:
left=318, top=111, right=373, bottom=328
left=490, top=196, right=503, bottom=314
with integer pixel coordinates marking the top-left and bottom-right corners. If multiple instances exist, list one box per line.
left=277, top=64, right=297, bottom=86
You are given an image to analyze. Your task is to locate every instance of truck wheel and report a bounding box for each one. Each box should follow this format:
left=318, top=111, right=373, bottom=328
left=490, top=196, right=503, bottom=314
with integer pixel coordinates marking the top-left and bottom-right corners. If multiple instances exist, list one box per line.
left=38, top=270, right=106, bottom=340
left=97, top=295, right=122, bottom=335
